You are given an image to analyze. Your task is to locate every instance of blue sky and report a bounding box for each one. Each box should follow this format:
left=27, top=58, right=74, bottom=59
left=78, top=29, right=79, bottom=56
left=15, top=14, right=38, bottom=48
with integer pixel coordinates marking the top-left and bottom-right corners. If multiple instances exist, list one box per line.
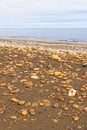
left=0, top=0, right=87, bottom=28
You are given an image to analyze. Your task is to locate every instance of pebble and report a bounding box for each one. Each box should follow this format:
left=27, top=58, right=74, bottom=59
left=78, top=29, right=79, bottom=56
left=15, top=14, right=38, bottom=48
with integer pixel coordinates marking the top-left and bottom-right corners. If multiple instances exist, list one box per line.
left=16, top=64, right=23, bottom=67
left=63, top=106, right=69, bottom=111
left=52, top=103, right=59, bottom=108
left=82, top=63, right=87, bottom=67
left=73, top=116, right=79, bottom=121
left=10, top=115, right=17, bottom=119
left=51, top=119, right=58, bottom=124
left=25, top=102, right=31, bottom=107
left=58, top=96, right=64, bottom=102
left=68, top=88, right=76, bottom=97
left=21, top=109, right=28, bottom=116
left=51, top=54, right=61, bottom=61
left=83, top=106, right=87, bottom=112
left=43, top=99, right=51, bottom=106
left=30, top=75, right=39, bottom=80
left=29, top=108, right=35, bottom=115
left=18, top=100, right=26, bottom=105
left=72, top=104, right=79, bottom=109
left=11, top=97, right=19, bottom=103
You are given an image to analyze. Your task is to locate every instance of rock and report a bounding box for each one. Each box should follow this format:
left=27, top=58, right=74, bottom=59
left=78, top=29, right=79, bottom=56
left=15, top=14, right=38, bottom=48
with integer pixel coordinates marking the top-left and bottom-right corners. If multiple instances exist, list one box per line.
left=20, top=79, right=27, bottom=82
left=58, top=96, right=64, bottom=102
left=32, top=102, right=38, bottom=107
left=29, top=108, right=35, bottom=115
left=43, top=99, right=51, bottom=106
left=51, top=119, right=58, bottom=124
left=38, top=102, right=44, bottom=106
left=63, top=106, right=69, bottom=111
left=11, top=97, right=19, bottom=103
left=25, top=102, right=31, bottom=107
left=10, top=115, right=17, bottom=119
left=21, top=109, right=28, bottom=116
left=82, top=63, right=87, bottom=67
left=18, top=100, right=26, bottom=105
left=73, top=116, right=79, bottom=121
left=0, top=108, right=5, bottom=114
left=68, top=88, right=76, bottom=97
left=52, top=103, right=59, bottom=108
left=72, top=104, right=79, bottom=109
left=83, top=106, right=87, bottom=112
left=30, top=75, right=39, bottom=80
left=16, top=64, right=23, bottom=67
left=51, top=54, right=61, bottom=61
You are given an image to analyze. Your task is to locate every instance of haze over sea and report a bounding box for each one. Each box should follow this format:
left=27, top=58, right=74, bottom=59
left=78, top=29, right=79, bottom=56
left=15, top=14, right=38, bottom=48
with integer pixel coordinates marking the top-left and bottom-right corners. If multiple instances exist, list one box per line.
left=0, top=28, right=87, bottom=43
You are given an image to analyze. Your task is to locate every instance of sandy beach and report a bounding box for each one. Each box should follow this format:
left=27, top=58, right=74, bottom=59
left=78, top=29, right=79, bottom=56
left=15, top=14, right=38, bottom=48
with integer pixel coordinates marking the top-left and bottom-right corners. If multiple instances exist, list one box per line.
left=0, top=38, right=87, bottom=53
left=0, top=39, right=87, bottom=130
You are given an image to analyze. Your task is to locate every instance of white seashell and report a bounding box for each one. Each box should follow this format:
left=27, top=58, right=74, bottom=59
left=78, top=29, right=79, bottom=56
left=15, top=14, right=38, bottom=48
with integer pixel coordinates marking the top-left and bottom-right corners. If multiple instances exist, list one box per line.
left=68, top=88, right=76, bottom=97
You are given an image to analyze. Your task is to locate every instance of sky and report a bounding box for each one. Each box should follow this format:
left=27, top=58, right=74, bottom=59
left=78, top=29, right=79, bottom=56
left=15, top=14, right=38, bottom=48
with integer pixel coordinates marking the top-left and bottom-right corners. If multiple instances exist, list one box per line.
left=0, top=0, right=87, bottom=28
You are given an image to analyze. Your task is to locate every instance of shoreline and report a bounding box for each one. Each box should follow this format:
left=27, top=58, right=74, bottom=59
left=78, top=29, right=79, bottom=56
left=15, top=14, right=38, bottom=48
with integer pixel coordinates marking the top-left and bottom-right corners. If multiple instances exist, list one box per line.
left=0, top=38, right=87, bottom=53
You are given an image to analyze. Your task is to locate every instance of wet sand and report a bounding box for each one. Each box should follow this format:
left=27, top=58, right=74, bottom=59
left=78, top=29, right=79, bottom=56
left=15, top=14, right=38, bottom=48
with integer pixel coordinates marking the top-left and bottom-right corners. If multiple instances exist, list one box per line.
left=0, top=39, right=87, bottom=130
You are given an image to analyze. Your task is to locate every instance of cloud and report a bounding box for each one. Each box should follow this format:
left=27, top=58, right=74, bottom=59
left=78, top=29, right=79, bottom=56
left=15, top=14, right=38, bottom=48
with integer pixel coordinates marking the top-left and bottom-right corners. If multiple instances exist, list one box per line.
left=0, top=0, right=87, bottom=27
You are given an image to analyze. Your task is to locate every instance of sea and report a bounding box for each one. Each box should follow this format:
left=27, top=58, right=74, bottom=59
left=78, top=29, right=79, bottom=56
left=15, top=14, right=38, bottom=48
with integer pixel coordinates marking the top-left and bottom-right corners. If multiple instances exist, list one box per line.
left=0, top=28, right=87, bottom=43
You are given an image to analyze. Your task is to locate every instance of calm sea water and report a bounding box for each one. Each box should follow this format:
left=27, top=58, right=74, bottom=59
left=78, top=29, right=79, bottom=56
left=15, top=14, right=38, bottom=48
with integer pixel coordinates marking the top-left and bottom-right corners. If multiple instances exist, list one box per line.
left=0, top=28, right=87, bottom=43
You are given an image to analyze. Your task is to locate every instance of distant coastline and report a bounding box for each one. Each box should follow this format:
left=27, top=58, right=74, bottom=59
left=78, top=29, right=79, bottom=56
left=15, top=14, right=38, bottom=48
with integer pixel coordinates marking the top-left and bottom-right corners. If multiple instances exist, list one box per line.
left=0, top=28, right=87, bottom=43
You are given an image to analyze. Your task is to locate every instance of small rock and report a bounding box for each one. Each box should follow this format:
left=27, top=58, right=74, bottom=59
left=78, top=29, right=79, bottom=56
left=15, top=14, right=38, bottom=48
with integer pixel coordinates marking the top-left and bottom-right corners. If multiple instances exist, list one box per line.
left=83, top=106, right=87, bottom=112
left=25, top=102, right=31, bottom=107
left=58, top=96, right=64, bottom=102
left=72, top=104, right=79, bottom=109
left=82, top=63, right=87, bottom=67
left=52, top=103, right=59, bottom=108
left=51, top=119, right=58, bottom=124
left=32, top=102, right=38, bottom=107
left=30, top=75, right=39, bottom=80
left=29, top=108, right=35, bottom=115
left=16, top=64, right=23, bottom=67
left=10, top=115, right=17, bottom=119
left=73, top=116, right=79, bottom=121
left=18, top=100, right=26, bottom=105
left=77, top=125, right=83, bottom=129
left=68, top=88, right=76, bottom=97
left=38, top=102, right=44, bottom=106
left=21, top=109, right=28, bottom=116
left=63, top=106, right=69, bottom=111
left=43, top=99, right=51, bottom=106
left=11, top=97, right=19, bottom=103
left=51, top=54, right=61, bottom=61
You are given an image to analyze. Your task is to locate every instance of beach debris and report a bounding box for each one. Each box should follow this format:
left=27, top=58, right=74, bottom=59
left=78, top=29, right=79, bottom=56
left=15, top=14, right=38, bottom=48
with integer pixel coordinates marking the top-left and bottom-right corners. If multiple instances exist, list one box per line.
left=68, top=88, right=77, bottom=97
